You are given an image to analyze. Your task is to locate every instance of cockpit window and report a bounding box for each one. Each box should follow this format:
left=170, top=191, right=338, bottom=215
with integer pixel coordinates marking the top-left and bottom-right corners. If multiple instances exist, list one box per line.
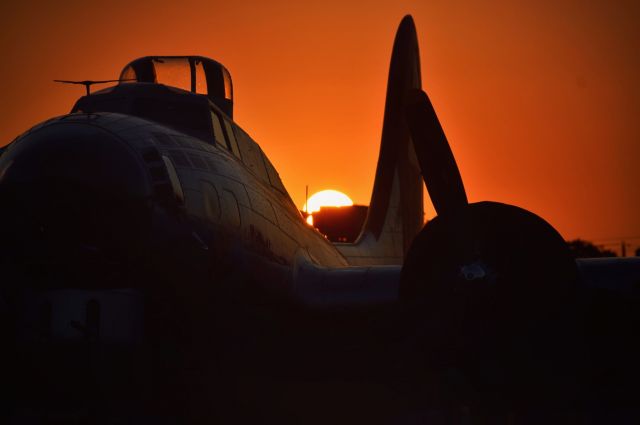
left=222, top=119, right=241, bottom=158
left=194, top=59, right=207, bottom=95
left=210, top=111, right=227, bottom=149
left=222, top=67, right=233, bottom=100
left=119, top=56, right=234, bottom=118
left=120, top=66, right=137, bottom=83
left=152, top=58, right=192, bottom=92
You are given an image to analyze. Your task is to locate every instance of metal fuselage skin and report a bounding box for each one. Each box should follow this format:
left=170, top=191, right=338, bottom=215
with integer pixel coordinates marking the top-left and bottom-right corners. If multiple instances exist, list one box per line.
left=0, top=85, right=407, bottom=424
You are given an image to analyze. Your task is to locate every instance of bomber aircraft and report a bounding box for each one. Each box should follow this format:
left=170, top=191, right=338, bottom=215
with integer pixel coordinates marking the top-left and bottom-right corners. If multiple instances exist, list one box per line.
left=1, top=15, right=639, bottom=425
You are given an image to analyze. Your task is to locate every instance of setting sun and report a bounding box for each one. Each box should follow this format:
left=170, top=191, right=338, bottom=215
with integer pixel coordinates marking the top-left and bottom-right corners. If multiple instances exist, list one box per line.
left=303, top=190, right=354, bottom=214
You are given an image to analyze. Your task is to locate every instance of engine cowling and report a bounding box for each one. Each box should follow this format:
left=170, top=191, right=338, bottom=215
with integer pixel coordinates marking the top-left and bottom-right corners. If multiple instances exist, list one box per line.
left=399, top=201, right=584, bottom=408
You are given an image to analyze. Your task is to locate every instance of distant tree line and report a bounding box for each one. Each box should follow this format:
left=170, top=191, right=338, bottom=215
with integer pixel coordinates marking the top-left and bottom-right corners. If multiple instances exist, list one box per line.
left=306, top=205, right=639, bottom=258
left=566, top=239, right=618, bottom=258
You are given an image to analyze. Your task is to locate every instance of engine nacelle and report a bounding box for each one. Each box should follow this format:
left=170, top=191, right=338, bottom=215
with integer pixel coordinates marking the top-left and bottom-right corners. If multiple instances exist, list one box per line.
left=399, top=201, right=584, bottom=407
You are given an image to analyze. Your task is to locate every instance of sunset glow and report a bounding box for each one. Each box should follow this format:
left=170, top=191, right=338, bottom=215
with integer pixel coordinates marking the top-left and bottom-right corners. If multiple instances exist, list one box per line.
left=0, top=1, right=638, bottom=247
left=303, top=190, right=354, bottom=214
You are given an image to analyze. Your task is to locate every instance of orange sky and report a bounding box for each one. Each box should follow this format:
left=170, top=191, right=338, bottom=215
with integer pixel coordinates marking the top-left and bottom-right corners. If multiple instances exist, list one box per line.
left=1, top=0, right=638, bottom=246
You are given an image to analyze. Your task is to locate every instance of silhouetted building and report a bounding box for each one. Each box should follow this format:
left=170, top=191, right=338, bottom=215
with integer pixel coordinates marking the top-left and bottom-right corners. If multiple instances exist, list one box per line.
left=313, top=205, right=368, bottom=243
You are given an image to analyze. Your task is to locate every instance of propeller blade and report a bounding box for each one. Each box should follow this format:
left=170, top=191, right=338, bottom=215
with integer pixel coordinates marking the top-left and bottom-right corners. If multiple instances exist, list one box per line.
left=405, top=88, right=468, bottom=216
left=362, top=15, right=424, bottom=253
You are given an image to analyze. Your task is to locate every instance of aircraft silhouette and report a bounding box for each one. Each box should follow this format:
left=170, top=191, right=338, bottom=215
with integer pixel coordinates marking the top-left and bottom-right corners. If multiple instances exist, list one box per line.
left=1, top=15, right=639, bottom=425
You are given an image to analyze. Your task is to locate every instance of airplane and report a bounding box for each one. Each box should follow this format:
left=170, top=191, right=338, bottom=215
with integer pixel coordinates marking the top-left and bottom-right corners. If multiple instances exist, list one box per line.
left=1, top=14, right=639, bottom=425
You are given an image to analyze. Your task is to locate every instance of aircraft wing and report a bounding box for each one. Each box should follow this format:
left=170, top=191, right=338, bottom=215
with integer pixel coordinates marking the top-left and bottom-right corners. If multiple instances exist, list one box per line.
left=293, top=260, right=401, bottom=307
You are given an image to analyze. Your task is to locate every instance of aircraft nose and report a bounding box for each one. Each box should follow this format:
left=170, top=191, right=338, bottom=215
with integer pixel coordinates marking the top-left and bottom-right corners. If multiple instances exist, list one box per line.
left=0, top=122, right=153, bottom=271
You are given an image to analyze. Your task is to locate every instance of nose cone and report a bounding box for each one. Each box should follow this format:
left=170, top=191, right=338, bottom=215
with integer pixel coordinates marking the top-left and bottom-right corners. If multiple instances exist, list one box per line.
left=0, top=122, right=153, bottom=274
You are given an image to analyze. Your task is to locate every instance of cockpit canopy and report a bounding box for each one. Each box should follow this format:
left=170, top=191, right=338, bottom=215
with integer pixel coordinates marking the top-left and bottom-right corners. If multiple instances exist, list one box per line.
left=119, top=56, right=233, bottom=118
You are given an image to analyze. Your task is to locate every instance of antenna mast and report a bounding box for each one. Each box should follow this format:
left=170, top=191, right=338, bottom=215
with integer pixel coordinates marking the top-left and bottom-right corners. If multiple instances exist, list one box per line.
left=53, top=79, right=135, bottom=96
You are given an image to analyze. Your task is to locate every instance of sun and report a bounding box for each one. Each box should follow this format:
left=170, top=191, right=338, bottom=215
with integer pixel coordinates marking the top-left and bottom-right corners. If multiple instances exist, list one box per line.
left=303, top=190, right=353, bottom=214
